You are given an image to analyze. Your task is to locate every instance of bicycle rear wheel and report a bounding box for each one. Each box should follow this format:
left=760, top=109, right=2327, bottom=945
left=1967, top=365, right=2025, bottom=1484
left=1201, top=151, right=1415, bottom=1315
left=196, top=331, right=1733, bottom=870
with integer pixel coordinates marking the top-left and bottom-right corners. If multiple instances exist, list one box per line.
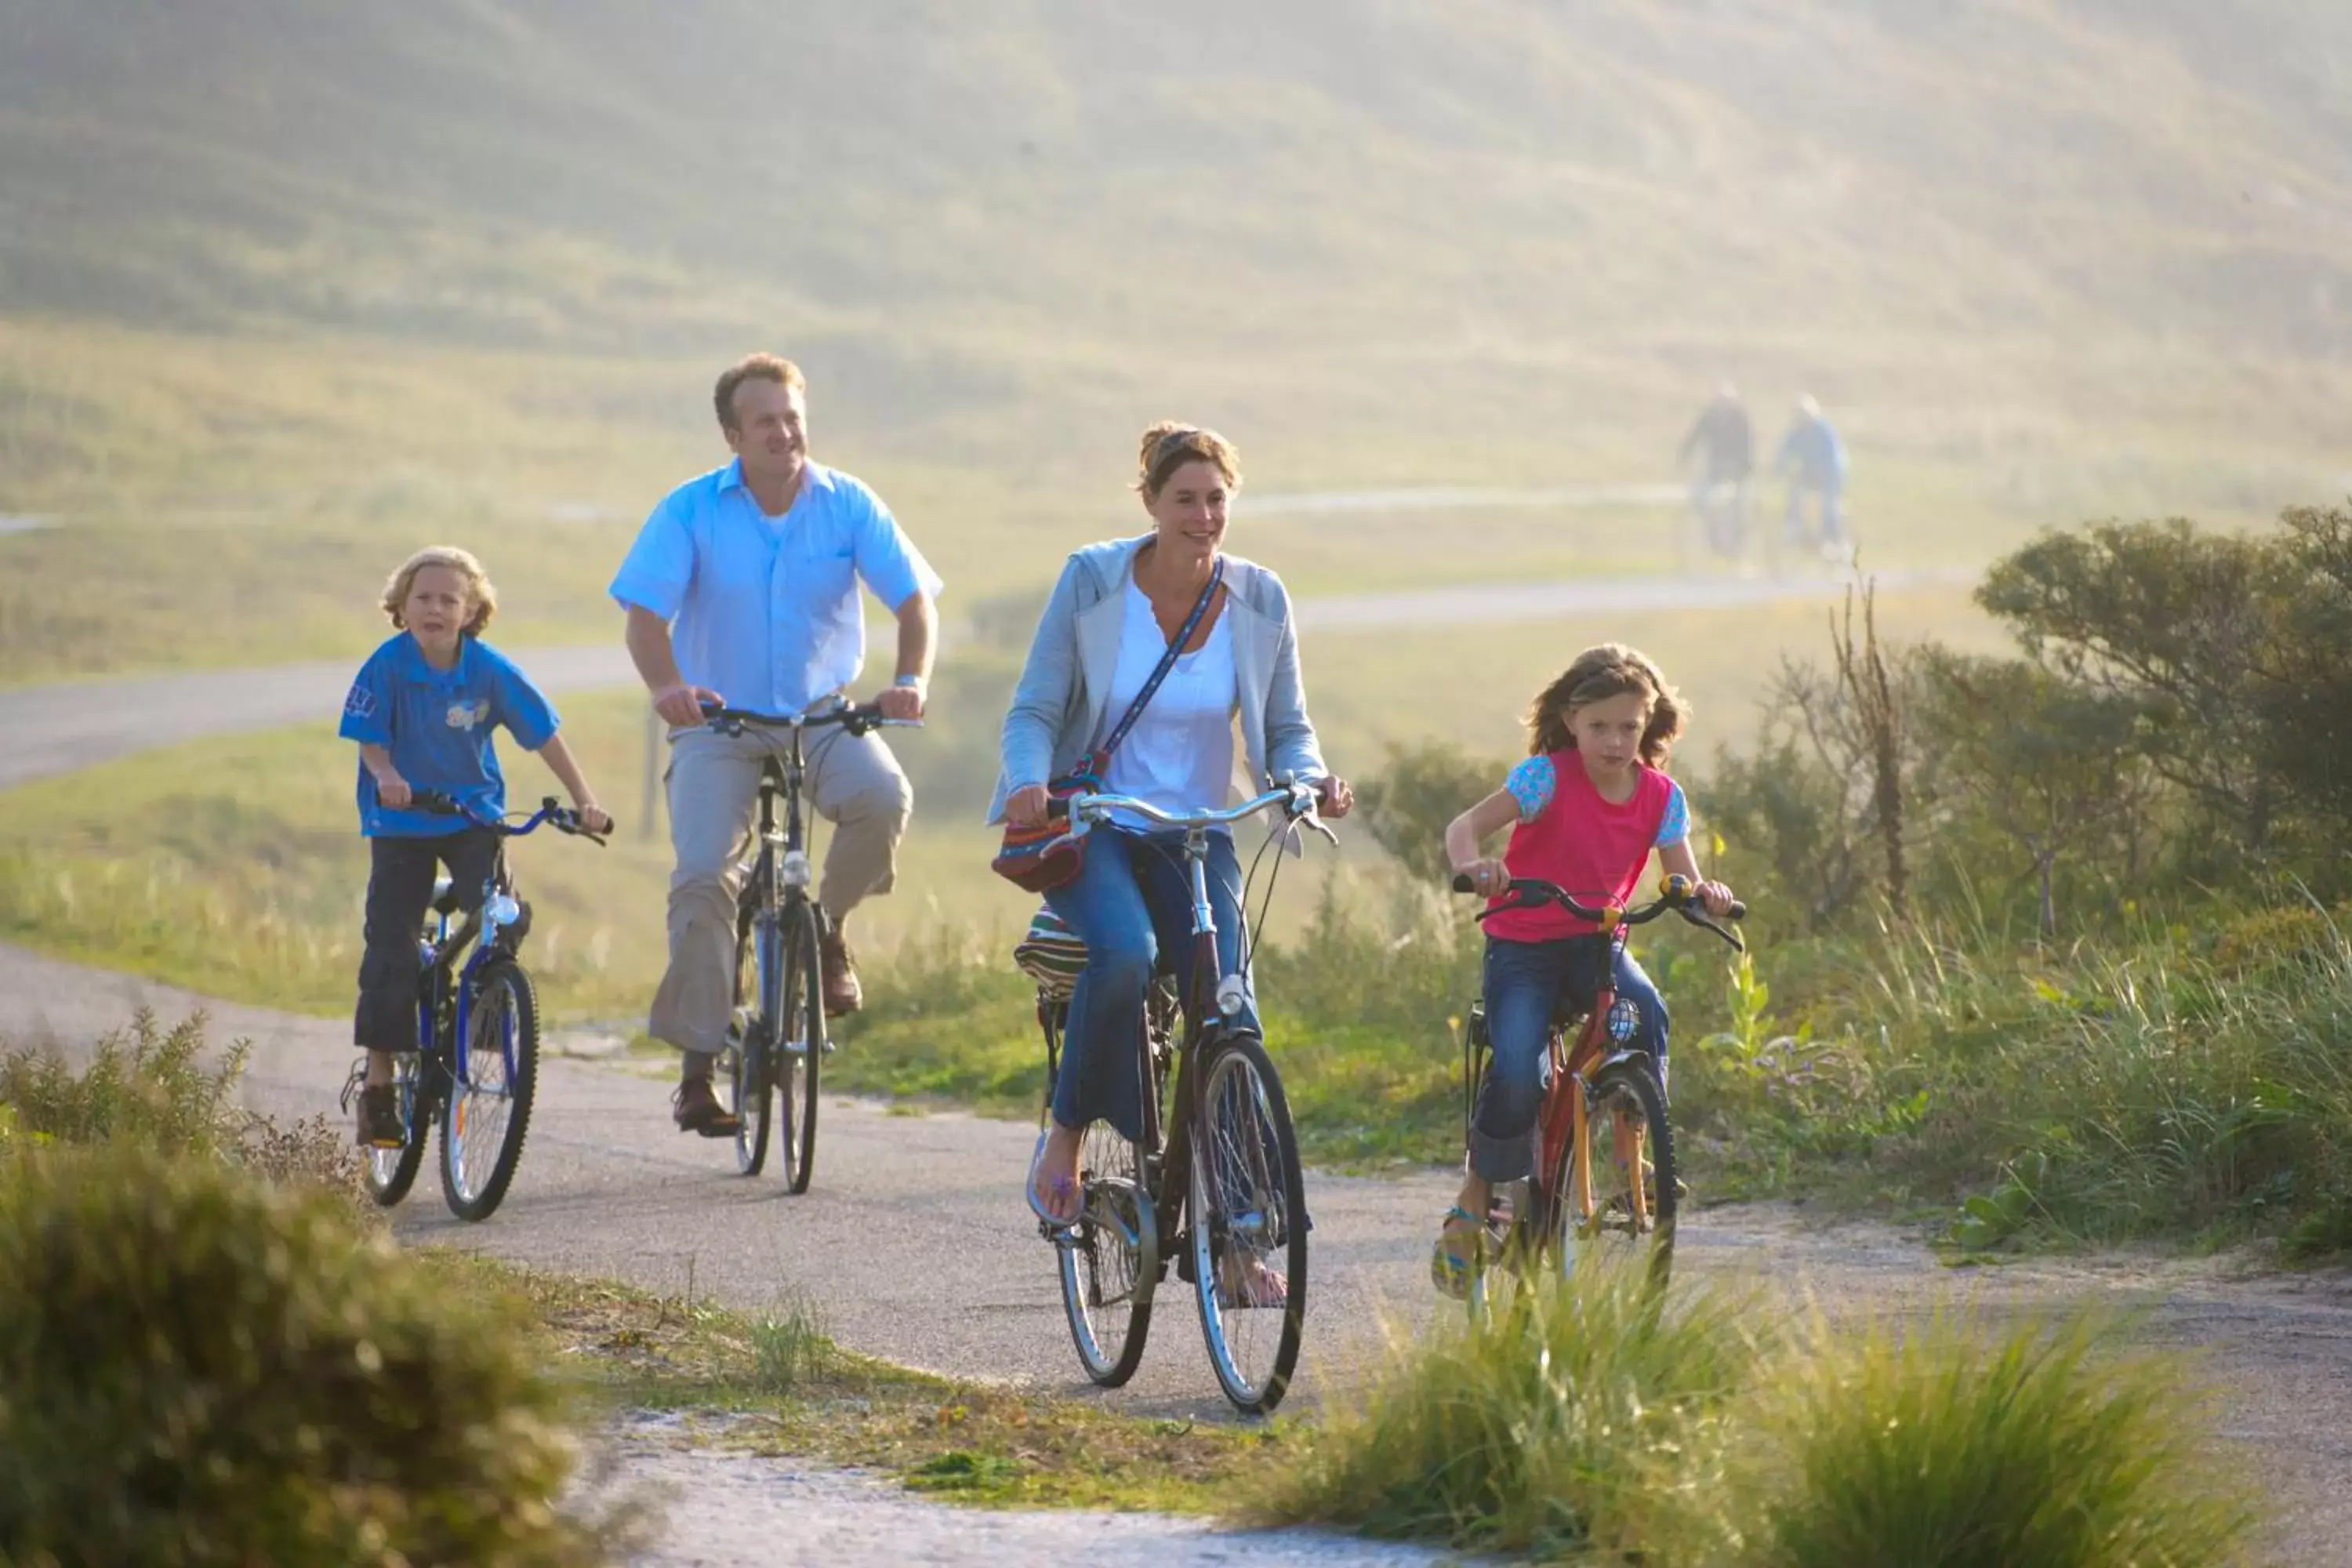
left=1559, top=1056, right=1676, bottom=1293
left=1058, top=1117, right=1158, bottom=1385
left=440, top=960, right=539, bottom=1222
left=1189, top=1033, right=1308, bottom=1414
left=779, top=904, right=826, bottom=1194
left=363, top=1051, right=430, bottom=1208
left=724, top=905, right=776, bottom=1176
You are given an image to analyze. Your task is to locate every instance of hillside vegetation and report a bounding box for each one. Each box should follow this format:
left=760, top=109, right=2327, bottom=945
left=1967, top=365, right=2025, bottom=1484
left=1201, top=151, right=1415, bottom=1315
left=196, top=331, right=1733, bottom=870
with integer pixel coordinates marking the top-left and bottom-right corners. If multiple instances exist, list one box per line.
left=4, top=0, right=2350, bottom=516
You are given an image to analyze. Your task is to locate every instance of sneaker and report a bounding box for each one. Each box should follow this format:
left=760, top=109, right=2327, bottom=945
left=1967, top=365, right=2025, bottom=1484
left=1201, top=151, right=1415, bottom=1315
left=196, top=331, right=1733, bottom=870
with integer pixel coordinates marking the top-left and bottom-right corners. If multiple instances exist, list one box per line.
left=355, top=1084, right=405, bottom=1149
left=819, top=927, right=862, bottom=1017
left=672, top=1075, right=742, bottom=1138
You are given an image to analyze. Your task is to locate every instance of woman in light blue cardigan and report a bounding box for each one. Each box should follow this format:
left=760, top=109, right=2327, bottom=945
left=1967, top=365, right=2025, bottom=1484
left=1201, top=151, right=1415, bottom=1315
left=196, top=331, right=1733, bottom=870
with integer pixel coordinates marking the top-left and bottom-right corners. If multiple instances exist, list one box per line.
left=993, top=424, right=1353, bottom=1258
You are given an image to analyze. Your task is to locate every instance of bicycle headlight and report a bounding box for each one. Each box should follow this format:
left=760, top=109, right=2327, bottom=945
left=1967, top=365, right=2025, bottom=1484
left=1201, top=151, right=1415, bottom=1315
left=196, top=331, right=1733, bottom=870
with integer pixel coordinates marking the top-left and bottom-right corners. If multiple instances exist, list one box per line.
left=781, top=849, right=812, bottom=888
left=484, top=891, right=521, bottom=929
left=1606, top=997, right=1642, bottom=1043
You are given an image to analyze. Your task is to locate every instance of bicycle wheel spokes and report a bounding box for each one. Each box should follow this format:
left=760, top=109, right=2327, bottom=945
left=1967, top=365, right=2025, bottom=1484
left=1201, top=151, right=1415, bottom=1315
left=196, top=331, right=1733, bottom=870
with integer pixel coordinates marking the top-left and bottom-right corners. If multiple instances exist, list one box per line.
left=1057, top=1119, right=1156, bottom=1386
left=1189, top=1036, right=1308, bottom=1414
left=1563, top=1061, right=1677, bottom=1292
left=779, top=908, right=823, bottom=1194
left=727, top=911, right=776, bottom=1176
left=441, top=961, right=539, bottom=1222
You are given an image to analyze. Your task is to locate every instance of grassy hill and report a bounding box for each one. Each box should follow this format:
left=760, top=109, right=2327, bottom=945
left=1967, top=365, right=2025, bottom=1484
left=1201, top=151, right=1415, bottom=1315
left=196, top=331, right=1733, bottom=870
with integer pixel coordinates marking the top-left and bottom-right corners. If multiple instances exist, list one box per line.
left=2, top=0, right=2348, bottom=688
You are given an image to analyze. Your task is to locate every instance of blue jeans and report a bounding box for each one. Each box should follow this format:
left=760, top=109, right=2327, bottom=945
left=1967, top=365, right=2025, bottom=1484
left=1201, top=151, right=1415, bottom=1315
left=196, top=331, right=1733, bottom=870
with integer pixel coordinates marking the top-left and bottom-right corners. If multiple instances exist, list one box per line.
left=1472, top=935, right=1669, bottom=1183
left=1043, top=827, right=1254, bottom=1141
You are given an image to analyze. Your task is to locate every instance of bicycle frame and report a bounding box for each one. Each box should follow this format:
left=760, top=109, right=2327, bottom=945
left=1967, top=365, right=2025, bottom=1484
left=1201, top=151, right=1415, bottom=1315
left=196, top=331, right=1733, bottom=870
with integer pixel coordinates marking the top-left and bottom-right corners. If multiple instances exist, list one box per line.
left=1058, top=785, right=1330, bottom=1256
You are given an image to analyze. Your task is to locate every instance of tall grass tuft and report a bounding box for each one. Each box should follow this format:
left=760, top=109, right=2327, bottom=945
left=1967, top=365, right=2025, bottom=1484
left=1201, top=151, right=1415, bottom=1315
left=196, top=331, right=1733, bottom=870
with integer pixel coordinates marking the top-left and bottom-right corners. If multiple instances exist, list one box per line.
left=1251, top=1261, right=1760, bottom=1559
left=0, top=1008, right=245, bottom=1155
left=748, top=1292, right=837, bottom=1397
left=1704, top=1308, right=2259, bottom=1567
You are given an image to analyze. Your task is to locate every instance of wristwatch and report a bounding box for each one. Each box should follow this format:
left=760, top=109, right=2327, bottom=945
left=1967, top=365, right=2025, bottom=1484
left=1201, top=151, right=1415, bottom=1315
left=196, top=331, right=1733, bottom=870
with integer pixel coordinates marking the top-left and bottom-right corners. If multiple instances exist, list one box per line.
left=892, top=673, right=924, bottom=690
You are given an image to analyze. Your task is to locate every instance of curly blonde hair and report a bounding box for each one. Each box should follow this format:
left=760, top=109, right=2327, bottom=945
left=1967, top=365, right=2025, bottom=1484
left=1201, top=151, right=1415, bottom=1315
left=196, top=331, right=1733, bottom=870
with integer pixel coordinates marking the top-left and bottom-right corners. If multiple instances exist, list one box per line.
left=1526, top=644, right=1687, bottom=766
left=380, top=546, right=497, bottom=636
left=1134, top=421, right=1243, bottom=501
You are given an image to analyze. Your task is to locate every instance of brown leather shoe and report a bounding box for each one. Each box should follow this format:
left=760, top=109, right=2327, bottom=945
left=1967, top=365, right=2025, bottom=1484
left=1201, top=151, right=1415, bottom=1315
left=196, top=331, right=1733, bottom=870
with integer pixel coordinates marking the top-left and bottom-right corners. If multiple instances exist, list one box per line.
left=672, top=1075, right=742, bottom=1138
left=820, top=927, right=862, bottom=1017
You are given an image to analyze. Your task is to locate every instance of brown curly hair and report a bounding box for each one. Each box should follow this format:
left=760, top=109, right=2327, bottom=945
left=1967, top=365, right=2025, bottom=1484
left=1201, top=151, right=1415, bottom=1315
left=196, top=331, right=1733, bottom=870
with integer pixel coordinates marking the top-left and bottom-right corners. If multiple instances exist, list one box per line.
left=1525, top=644, right=1686, bottom=765
left=1134, top=422, right=1243, bottom=502
left=380, top=546, right=497, bottom=636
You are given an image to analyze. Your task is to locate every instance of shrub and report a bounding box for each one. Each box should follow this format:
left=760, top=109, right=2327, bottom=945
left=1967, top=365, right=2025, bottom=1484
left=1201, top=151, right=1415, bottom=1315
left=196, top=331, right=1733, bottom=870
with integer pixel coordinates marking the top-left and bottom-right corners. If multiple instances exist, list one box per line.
left=1251, top=1261, right=1760, bottom=1559
left=1355, top=738, right=1513, bottom=886
left=0, top=1142, right=613, bottom=1566
left=1704, top=1309, right=2258, bottom=1567
left=0, top=1009, right=243, bottom=1155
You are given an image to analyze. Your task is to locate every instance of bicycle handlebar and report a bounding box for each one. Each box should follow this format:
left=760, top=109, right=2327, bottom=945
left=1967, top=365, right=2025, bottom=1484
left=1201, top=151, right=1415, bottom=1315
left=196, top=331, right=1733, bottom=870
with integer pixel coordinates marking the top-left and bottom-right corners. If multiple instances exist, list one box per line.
left=1450, top=873, right=1746, bottom=949
left=698, top=700, right=920, bottom=739
left=410, top=792, right=608, bottom=845
left=1046, top=780, right=1340, bottom=845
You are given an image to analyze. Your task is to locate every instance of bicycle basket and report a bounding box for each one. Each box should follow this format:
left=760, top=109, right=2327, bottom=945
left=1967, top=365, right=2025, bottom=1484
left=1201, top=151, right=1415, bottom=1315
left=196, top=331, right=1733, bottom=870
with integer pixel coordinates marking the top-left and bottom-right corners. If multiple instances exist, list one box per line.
left=1012, top=905, right=1087, bottom=1000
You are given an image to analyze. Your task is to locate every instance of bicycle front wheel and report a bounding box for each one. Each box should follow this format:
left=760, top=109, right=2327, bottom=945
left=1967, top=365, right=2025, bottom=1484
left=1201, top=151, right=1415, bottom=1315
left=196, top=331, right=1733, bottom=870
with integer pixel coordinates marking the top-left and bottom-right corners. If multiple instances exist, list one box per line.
left=725, top=906, right=776, bottom=1176
left=1559, top=1056, right=1676, bottom=1293
left=1189, top=1033, right=1308, bottom=1414
left=779, top=905, right=826, bottom=1194
left=440, top=960, right=539, bottom=1222
left=364, top=1050, right=430, bottom=1208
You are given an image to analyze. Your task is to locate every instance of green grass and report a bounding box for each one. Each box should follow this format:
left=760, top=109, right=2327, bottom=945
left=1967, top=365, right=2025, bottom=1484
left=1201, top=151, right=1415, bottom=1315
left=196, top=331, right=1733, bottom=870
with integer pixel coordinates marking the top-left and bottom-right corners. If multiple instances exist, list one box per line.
left=449, top=1251, right=1269, bottom=1515
left=1252, top=1265, right=2261, bottom=1566
left=1702, top=1308, right=2259, bottom=1567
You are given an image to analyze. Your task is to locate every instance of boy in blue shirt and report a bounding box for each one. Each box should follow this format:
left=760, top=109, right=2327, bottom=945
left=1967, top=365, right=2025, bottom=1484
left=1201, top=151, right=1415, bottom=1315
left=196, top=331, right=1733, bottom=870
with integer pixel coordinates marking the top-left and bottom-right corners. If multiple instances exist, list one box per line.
left=338, top=546, right=612, bottom=1146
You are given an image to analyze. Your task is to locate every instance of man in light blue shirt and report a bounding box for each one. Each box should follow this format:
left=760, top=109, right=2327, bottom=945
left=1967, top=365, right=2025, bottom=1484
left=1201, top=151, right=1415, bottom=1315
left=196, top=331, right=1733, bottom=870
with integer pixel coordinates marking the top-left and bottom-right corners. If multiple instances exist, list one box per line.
left=612, top=353, right=942, bottom=1134
left=1775, top=393, right=1851, bottom=564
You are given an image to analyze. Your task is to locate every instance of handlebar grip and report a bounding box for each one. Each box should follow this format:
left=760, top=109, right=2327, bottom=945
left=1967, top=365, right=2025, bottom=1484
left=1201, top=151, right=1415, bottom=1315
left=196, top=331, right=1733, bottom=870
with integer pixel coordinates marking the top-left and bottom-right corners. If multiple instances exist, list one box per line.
left=1045, top=796, right=1070, bottom=822
left=1451, top=873, right=1475, bottom=895
left=410, top=790, right=459, bottom=815
left=1726, top=899, right=1748, bottom=921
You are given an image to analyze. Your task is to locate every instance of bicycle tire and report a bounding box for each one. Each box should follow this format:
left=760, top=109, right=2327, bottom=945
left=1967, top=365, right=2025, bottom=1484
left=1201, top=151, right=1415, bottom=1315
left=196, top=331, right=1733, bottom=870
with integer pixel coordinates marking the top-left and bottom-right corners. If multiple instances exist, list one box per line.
left=363, top=1051, right=430, bottom=1208
left=726, top=902, right=776, bottom=1177
left=1189, top=1032, right=1308, bottom=1414
left=1058, top=1117, right=1159, bottom=1385
left=1558, top=1056, right=1676, bottom=1294
left=779, top=904, right=825, bottom=1194
left=439, top=960, right=539, bottom=1222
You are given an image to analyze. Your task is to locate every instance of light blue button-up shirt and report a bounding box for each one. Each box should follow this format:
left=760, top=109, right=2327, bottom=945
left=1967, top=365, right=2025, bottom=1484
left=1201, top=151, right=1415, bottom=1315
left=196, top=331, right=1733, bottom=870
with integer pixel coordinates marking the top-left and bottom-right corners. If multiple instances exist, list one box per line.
left=610, top=459, right=942, bottom=717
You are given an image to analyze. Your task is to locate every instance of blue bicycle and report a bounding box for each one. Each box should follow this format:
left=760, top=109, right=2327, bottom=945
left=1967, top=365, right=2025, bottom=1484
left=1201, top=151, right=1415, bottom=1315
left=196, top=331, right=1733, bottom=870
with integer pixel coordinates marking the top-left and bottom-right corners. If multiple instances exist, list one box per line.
left=341, top=793, right=604, bottom=1221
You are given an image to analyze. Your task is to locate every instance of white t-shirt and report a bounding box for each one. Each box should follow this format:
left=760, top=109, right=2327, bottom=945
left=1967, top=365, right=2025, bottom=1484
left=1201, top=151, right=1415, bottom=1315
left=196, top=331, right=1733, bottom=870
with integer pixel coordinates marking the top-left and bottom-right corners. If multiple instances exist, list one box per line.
left=1097, top=582, right=1238, bottom=831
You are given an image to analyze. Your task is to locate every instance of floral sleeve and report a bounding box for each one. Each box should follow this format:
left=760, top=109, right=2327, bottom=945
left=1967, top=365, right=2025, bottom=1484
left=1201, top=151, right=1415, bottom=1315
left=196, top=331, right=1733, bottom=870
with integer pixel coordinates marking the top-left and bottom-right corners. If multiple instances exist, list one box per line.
left=1504, top=755, right=1555, bottom=823
left=1655, top=780, right=1690, bottom=848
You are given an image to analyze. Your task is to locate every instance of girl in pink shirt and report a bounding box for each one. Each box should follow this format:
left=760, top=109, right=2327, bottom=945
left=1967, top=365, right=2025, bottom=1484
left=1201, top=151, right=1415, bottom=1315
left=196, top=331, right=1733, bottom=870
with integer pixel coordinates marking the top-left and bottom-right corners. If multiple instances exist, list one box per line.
left=1432, top=644, right=1737, bottom=1296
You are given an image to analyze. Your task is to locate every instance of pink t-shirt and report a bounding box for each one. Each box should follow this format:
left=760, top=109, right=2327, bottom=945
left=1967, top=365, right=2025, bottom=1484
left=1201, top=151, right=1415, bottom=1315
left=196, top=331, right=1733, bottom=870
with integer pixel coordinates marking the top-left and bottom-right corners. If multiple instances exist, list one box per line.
left=1483, top=751, right=1688, bottom=942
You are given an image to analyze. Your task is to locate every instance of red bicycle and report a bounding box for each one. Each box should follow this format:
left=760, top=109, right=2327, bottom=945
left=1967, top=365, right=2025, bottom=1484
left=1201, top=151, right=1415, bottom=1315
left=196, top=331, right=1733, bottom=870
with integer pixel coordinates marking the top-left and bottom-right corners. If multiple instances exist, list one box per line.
left=1450, top=873, right=1744, bottom=1308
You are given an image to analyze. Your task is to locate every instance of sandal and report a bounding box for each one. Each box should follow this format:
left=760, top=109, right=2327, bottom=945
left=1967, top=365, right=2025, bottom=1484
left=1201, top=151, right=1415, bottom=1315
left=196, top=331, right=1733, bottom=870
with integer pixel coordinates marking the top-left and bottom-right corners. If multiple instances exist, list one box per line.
left=1026, top=1132, right=1081, bottom=1232
left=1217, top=1252, right=1290, bottom=1309
left=1430, top=1205, right=1484, bottom=1300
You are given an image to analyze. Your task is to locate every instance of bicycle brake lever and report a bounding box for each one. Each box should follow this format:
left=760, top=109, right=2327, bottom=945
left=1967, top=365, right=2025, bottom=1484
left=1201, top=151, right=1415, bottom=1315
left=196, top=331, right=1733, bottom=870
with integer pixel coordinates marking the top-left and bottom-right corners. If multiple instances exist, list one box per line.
left=1677, top=906, right=1745, bottom=952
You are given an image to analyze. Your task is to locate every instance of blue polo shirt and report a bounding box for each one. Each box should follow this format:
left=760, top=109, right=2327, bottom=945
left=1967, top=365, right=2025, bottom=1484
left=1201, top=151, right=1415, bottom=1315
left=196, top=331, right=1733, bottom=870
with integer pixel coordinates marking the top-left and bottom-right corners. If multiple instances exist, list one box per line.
left=608, top=459, right=943, bottom=717
left=337, top=633, right=560, bottom=837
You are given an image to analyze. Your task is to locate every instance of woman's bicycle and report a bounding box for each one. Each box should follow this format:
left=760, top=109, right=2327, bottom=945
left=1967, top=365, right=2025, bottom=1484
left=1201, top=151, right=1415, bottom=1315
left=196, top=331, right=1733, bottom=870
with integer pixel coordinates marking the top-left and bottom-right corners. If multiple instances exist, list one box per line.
left=1026, top=782, right=1334, bottom=1415
left=699, top=702, right=918, bottom=1192
left=1448, top=872, right=1744, bottom=1308
left=343, top=793, right=605, bottom=1222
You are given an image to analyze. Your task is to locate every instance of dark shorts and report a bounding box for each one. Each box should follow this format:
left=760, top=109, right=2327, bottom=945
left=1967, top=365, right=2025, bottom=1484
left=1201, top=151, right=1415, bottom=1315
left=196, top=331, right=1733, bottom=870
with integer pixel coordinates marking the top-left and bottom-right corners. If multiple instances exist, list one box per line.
left=354, top=829, right=501, bottom=1048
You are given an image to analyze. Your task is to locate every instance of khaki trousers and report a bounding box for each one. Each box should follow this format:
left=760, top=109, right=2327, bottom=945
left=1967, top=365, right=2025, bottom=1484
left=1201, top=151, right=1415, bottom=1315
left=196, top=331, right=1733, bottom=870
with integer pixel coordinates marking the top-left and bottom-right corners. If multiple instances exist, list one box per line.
left=648, top=723, right=912, bottom=1058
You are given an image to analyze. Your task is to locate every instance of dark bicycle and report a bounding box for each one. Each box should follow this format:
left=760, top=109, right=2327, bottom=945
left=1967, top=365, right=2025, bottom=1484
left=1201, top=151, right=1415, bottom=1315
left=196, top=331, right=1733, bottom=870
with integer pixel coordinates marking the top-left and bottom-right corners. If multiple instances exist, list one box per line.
left=699, top=702, right=919, bottom=1191
left=1449, top=872, right=1744, bottom=1308
left=343, top=793, right=605, bottom=1222
left=1028, top=781, right=1335, bottom=1415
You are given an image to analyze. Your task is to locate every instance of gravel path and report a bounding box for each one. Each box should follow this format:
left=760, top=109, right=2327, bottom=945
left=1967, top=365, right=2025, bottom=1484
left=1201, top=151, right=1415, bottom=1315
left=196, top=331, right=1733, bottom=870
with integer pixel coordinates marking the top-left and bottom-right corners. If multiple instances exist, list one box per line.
left=597, top=1416, right=1464, bottom=1567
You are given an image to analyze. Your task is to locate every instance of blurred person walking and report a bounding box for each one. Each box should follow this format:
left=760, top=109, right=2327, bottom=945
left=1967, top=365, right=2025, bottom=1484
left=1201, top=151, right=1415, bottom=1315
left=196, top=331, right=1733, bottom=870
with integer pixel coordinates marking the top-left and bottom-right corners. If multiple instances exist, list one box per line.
left=1677, top=382, right=1753, bottom=561
left=1775, top=393, right=1850, bottom=566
